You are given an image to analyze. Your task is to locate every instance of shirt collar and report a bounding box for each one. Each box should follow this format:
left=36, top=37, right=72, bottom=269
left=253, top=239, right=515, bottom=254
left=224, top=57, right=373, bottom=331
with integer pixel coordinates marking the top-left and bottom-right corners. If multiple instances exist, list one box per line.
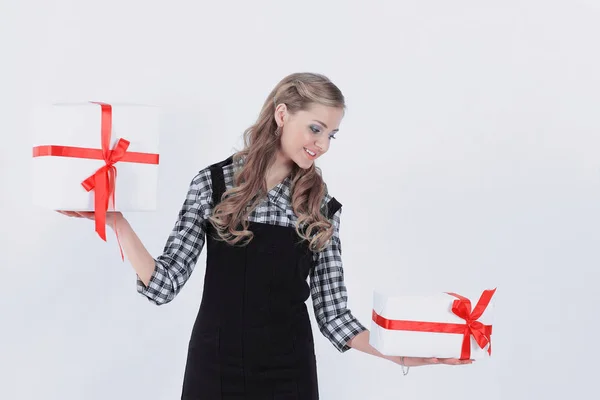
left=267, top=176, right=292, bottom=211
left=235, top=155, right=292, bottom=212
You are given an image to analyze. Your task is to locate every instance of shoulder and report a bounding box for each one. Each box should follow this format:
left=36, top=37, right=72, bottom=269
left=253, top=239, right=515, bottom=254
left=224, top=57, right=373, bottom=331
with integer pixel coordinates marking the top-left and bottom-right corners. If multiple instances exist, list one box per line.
left=208, top=154, right=243, bottom=188
left=320, top=183, right=343, bottom=221
left=183, top=167, right=212, bottom=205
left=187, top=155, right=237, bottom=198
left=319, top=186, right=343, bottom=247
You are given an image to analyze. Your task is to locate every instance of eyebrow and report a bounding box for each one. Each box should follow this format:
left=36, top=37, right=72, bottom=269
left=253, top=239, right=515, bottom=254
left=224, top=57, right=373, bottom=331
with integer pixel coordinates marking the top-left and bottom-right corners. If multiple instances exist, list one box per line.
left=313, top=120, right=339, bottom=133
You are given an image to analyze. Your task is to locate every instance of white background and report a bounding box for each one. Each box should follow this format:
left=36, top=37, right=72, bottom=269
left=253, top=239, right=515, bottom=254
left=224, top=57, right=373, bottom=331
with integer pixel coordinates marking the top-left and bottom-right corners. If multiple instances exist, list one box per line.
left=2, top=1, right=599, bottom=399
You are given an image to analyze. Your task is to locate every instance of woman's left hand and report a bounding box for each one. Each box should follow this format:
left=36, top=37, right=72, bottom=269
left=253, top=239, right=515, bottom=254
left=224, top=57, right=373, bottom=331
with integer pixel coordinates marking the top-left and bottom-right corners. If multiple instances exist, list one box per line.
left=390, top=356, right=474, bottom=367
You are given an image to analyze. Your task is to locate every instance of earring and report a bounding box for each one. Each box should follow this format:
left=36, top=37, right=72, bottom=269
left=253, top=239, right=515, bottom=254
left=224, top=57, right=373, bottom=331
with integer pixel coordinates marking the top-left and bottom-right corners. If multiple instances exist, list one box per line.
left=274, top=126, right=281, bottom=136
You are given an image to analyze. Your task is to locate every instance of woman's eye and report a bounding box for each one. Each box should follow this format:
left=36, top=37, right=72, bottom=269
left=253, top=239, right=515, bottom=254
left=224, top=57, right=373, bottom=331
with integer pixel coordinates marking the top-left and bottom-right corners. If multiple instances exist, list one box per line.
left=310, top=125, right=321, bottom=134
left=329, top=133, right=337, bottom=140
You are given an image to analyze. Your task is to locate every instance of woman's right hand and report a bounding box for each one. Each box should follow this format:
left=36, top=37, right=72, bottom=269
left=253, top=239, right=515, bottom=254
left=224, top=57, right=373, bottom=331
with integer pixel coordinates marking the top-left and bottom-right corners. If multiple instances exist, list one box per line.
left=56, top=211, right=125, bottom=230
left=56, top=210, right=156, bottom=286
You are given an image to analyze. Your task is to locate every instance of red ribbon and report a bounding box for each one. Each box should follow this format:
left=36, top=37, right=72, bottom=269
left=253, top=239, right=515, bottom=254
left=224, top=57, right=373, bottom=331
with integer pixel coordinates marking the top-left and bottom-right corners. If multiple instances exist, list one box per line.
left=372, top=288, right=496, bottom=360
left=32, top=101, right=159, bottom=259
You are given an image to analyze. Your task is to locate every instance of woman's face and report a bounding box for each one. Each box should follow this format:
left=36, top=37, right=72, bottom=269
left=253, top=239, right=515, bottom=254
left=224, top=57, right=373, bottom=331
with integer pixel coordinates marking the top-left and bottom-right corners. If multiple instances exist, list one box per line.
left=275, top=103, right=343, bottom=170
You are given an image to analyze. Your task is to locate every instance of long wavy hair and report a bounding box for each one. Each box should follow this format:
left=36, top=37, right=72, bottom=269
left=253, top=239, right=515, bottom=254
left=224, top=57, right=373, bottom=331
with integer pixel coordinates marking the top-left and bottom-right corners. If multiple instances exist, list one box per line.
left=208, top=72, right=345, bottom=252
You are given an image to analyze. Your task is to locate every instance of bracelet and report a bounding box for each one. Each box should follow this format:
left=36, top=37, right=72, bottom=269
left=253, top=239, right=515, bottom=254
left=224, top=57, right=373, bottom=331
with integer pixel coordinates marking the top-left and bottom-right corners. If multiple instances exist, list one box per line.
left=400, top=356, right=410, bottom=376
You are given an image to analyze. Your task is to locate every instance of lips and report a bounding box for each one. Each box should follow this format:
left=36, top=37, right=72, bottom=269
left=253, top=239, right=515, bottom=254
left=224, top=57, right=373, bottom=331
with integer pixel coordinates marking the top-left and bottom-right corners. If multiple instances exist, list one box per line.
left=304, top=147, right=318, bottom=159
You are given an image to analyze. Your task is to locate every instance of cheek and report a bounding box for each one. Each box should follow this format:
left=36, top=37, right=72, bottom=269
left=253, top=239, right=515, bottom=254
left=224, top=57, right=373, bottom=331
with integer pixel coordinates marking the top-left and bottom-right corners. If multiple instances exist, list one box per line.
left=283, top=129, right=308, bottom=148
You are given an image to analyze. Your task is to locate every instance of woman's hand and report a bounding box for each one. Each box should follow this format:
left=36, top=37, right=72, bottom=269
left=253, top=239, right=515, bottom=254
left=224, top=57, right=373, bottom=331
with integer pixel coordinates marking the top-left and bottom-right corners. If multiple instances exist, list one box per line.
left=57, top=211, right=125, bottom=230
left=56, top=210, right=157, bottom=286
left=390, top=356, right=474, bottom=367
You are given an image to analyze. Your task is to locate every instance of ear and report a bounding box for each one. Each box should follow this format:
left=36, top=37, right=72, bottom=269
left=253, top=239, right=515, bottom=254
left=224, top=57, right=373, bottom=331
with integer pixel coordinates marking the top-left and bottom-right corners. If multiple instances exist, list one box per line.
left=273, top=103, right=288, bottom=127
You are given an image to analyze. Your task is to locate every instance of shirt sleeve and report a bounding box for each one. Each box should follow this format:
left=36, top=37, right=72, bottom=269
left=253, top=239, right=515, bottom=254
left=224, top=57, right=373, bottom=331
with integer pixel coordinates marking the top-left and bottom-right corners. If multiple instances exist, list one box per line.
left=310, top=207, right=367, bottom=352
left=136, top=168, right=213, bottom=305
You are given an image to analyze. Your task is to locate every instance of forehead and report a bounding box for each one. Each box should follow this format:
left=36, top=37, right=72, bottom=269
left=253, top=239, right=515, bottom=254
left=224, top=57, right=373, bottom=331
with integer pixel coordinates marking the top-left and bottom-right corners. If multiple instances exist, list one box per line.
left=296, top=104, right=344, bottom=128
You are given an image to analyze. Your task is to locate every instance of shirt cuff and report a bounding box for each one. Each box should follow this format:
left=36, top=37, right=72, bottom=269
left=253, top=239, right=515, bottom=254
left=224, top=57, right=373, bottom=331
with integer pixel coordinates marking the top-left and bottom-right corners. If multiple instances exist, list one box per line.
left=135, top=260, right=166, bottom=304
left=323, top=311, right=368, bottom=353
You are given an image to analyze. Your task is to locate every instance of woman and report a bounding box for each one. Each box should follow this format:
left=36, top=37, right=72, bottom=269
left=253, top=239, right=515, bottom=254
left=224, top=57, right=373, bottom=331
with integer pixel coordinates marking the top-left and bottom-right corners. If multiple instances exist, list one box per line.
left=62, top=72, right=471, bottom=399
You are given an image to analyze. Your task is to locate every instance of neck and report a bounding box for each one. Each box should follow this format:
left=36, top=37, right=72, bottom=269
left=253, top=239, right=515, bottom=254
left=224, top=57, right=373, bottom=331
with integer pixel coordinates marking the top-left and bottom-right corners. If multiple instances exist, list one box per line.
left=266, top=150, right=293, bottom=190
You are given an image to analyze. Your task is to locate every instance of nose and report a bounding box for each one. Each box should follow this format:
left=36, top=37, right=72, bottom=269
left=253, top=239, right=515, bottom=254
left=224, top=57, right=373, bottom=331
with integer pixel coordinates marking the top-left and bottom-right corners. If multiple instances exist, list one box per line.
left=314, top=136, right=329, bottom=153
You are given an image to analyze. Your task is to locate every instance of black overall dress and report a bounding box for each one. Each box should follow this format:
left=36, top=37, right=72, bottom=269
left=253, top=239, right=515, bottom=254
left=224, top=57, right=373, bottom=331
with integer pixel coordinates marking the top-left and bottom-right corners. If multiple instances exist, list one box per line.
left=181, top=157, right=341, bottom=399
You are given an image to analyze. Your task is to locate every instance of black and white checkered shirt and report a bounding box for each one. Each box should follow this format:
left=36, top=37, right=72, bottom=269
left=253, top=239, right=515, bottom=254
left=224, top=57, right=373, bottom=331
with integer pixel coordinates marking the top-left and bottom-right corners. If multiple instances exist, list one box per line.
left=137, top=160, right=367, bottom=352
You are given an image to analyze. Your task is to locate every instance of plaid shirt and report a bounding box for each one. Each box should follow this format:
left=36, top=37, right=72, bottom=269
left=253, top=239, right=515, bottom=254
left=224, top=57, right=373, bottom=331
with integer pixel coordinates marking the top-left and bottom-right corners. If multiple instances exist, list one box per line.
left=137, top=160, right=367, bottom=352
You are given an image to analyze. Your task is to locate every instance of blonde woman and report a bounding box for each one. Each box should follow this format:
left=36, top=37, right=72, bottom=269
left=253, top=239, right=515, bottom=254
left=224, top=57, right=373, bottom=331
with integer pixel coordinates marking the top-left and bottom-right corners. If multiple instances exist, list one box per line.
left=62, top=72, right=471, bottom=399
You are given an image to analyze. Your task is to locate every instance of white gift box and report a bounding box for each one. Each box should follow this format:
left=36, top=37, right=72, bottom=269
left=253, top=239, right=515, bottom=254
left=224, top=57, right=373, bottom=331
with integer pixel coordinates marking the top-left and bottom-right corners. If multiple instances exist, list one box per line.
left=31, top=102, right=160, bottom=211
left=369, top=289, right=496, bottom=360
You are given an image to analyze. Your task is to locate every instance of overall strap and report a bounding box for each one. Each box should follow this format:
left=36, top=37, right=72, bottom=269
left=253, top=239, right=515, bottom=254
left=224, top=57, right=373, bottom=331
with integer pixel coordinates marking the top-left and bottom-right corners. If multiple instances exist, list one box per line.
left=324, top=197, right=342, bottom=219
left=208, top=155, right=234, bottom=206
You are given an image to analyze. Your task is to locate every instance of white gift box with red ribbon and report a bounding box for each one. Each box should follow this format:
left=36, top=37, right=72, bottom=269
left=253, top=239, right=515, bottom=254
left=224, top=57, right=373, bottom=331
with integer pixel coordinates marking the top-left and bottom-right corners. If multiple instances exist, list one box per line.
left=369, top=289, right=496, bottom=360
left=31, top=102, right=160, bottom=212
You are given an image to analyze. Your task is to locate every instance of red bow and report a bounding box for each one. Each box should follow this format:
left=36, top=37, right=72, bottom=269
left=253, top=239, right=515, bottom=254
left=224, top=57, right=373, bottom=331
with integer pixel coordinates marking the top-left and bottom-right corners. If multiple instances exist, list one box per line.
left=446, top=289, right=496, bottom=359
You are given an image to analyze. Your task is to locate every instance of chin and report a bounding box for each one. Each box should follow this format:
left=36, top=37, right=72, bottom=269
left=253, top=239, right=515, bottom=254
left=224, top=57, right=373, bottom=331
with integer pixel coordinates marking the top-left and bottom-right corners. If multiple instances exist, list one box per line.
left=293, top=156, right=314, bottom=170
